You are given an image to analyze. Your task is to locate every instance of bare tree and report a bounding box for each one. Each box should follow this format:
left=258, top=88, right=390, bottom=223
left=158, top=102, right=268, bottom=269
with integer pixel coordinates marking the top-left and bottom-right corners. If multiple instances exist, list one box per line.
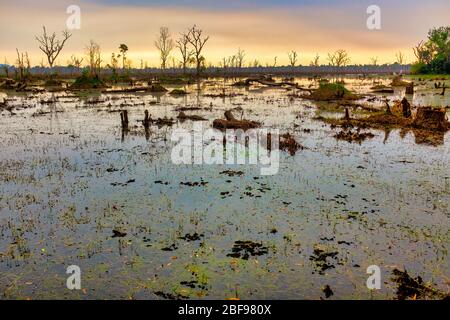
left=220, top=57, right=228, bottom=69
left=310, top=54, right=320, bottom=67
left=16, top=49, right=26, bottom=80
left=85, top=40, right=102, bottom=77
left=236, top=48, right=245, bottom=69
left=68, top=55, right=84, bottom=68
left=25, top=52, right=31, bottom=76
left=413, top=41, right=431, bottom=64
left=186, top=25, right=209, bottom=76
left=273, top=56, right=277, bottom=67
left=288, top=50, right=298, bottom=67
left=35, top=26, right=72, bottom=71
left=154, top=27, right=174, bottom=69
left=370, top=56, right=378, bottom=66
left=327, top=49, right=350, bottom=67
left=106, top=53, right=119, bottom=81
left=395, top=51, right=405, bottom=64
left=176, top=33, right=193, bottom=74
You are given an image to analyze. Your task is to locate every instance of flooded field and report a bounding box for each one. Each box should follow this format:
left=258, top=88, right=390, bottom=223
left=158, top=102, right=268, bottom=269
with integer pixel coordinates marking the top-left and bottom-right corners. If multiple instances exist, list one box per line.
left=0, top=76, right=449, bottom=299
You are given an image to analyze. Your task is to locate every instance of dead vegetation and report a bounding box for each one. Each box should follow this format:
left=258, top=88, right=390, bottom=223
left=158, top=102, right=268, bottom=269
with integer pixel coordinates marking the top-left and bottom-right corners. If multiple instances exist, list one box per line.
left=391, top=269, right=449, bottom=300
left=319, top=102, right=448, bottom=146
left=278, top=133, right=304, bottom=155
left=334, top=129, right=375, bottom=143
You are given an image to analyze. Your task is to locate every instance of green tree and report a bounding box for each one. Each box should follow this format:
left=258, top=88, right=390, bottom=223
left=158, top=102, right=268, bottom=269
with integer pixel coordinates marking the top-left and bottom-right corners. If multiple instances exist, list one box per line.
left=412, top=26, right=450, bottom=74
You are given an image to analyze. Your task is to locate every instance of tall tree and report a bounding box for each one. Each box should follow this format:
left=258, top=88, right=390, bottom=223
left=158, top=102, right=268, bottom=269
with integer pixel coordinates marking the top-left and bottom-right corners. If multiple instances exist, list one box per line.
left=236, top=48, right=245, bottom=69
left=35, top=26, right=72, bottom=71
left=370, top=56, right=378, bottom=66
left=118, top=44, right=128, bottom=69
left=327, top=49, right=350, bottom=67
left=154, top=27, right=174, bottom=69
left=186, top=25, right=209, bottom=76
left=310, top=54, right=320, bottom=67
left=85, top=40, right=102, bottom=77
left=288, top=50, right=298, bottom=67
left=176, top=33, right=193, bottom=74
left=395, top=51, right=405, bottom=64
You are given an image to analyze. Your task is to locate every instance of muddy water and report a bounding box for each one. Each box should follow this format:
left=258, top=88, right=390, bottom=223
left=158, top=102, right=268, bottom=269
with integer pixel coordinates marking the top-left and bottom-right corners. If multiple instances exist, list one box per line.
left=0, top=76, right=449, bottom=299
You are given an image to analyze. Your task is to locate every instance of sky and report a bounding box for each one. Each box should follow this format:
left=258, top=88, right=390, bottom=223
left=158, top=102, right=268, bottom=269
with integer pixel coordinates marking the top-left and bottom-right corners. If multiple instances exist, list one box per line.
left=0, top=0, right=449, bottom=67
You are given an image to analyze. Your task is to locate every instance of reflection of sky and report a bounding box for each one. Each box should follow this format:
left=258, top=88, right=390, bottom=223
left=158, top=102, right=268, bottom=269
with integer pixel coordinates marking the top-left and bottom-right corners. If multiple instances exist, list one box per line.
left=0, top=0, right=449, bottom=66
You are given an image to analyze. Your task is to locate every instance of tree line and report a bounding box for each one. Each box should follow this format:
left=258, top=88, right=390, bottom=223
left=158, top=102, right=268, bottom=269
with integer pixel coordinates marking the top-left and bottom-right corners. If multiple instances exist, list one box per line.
left=4, top=25, right=449, bottom=81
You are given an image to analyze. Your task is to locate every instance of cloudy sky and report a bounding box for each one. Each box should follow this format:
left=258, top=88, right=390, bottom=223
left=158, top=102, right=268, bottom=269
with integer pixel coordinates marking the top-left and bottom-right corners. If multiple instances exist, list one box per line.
left=0, top=0, right=449, bottom=67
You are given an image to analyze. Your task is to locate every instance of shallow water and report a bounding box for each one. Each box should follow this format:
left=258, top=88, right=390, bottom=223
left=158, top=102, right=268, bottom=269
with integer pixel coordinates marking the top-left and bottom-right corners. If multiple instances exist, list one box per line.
left=0, top=76, right=449, bottom=299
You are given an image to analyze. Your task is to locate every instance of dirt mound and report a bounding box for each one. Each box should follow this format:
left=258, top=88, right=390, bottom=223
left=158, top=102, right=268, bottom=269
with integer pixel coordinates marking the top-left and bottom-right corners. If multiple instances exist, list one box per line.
left=71, top=74, right=107, bottom=89
left=390, top=75, right=411, bottom=87
left=412, top=107, right=448, bottom=131
left=213, top=110, right=261, bottom=130
left=306, top=83, right=357, bottom=101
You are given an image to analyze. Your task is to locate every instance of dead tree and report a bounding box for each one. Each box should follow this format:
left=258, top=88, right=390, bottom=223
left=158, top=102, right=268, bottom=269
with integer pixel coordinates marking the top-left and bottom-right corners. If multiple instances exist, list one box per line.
left=176, top=33, right=193, bottom=74
left=288, top=50, right=298, bottom=67
left=395, top=51, right=405, bottom=64
left=154, top=27, right=174, bottom=70
left=236, top=48, right=245, bottom=69
left=15, top=49, right=26, bottom=81
left=85, top=40, right=102, bottom=77
left=187, top=25, right=209, bottom=76
left=35, top=26, right=72, bottom=71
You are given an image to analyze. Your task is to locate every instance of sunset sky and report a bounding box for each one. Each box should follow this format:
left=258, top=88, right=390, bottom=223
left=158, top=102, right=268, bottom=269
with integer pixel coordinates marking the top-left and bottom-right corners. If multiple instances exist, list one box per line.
left=0, top=0, right=449, bottom=67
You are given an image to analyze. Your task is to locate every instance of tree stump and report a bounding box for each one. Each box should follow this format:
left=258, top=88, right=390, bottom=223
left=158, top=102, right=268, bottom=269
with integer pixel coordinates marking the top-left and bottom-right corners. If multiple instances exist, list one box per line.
left=405, top=82, right=414, bottom=95
left=142, top=110, right=151, bottom=128
left=400, top=97, right=411, bottom=118
left=120, top=110, right=129, bottom=129
left=344, top=107, right=350, bottom=120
